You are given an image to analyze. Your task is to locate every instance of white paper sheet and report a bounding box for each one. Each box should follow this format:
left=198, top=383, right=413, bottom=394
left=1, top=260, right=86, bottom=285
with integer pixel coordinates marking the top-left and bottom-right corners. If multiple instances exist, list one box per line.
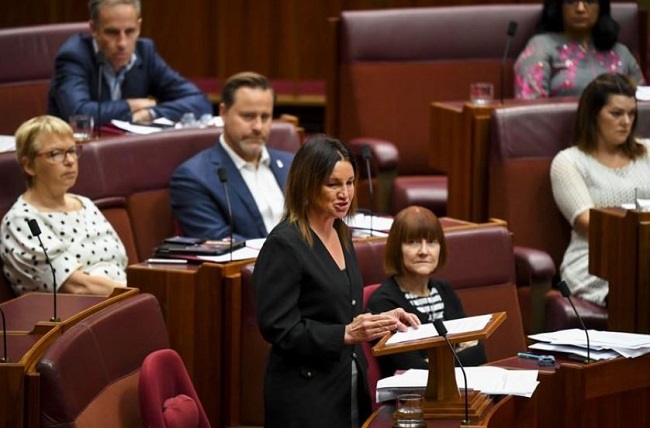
left=386, top=314, right=492, bottom=345
left=0, top=135, right=16, bottom=152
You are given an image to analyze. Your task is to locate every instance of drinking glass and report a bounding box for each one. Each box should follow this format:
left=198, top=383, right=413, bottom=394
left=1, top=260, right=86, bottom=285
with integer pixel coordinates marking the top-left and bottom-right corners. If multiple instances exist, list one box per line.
left=69, top=115, right=94, bottom=142
left=394, top=393, right=425, bottom=427
left=470, top=82, right=494, bottom=105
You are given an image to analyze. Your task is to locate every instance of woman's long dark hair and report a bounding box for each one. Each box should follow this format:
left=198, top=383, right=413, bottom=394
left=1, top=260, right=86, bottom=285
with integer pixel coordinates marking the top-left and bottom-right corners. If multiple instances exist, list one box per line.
left=537, top=0, right=619, bottom=51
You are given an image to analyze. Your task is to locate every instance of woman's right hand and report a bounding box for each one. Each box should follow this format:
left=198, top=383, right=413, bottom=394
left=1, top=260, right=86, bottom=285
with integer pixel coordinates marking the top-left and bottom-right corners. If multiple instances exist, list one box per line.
left=344, top=311, right=417, bottom=345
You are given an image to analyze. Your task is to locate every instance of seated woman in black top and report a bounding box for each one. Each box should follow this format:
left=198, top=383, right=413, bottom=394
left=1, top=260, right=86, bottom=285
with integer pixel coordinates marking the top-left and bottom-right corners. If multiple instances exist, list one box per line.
left=366, top=206, right=486, bottom=378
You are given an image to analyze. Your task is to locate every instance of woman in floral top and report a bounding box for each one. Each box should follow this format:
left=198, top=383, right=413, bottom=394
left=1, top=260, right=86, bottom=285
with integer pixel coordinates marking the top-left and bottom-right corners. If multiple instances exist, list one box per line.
left=514, top=0, right=645, bottom=99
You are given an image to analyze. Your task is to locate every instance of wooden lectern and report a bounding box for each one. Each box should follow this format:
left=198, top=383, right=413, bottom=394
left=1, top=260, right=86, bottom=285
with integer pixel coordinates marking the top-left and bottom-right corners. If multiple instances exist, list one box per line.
left=372, top=312, right=506, bottom=424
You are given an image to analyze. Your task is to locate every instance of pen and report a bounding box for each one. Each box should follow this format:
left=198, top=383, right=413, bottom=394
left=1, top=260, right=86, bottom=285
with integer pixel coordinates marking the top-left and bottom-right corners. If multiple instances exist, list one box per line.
left=147, top=258, right=187, bottom=264
left=517, top=352, right=540, bottom=360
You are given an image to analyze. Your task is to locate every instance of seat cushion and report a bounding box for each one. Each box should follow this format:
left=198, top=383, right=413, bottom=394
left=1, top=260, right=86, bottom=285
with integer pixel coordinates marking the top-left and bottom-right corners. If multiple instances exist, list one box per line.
left=163, top=394, right=200, bottom=428
left=391, top=175, right=447, bottom=216
left=545, top=290, right=608, bottom=332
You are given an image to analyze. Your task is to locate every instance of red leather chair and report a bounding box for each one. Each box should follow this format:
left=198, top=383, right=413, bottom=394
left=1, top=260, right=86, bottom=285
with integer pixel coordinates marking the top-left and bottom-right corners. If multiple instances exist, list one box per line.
left=361, top=283, right=382, bottom=411
left=139, top=348, right=210, bottom=428
left=0, top=22, right=89, bottom=134
left=36, top=293, right=169, bottom=427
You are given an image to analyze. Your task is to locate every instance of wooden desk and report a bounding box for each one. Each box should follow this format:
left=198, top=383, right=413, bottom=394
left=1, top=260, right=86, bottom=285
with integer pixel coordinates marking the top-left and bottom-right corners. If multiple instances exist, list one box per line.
left=0, top=288, right=138, bottom=428
left=429, top=99, right=576, bottom=223
left=363, top=395, right=532, bottom=428
left=127, top=259, right=253, bottom=428
left=589, top=207, right=650, bottom=333
left=494, top=352, right=650, bottom=428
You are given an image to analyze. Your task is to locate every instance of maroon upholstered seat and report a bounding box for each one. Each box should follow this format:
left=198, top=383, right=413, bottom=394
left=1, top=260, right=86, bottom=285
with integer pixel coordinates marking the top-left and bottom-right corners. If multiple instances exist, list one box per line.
left=361, top=283, right=382, bottom=411
left=0, top=22, right=89, bottom=135
left=327, top=4, right=644, bottom=217
left=139, top=348, right=210, bottom=428
left=488, top=101, right=650, bottom=332
left=36, top=293, right=169, bottom=427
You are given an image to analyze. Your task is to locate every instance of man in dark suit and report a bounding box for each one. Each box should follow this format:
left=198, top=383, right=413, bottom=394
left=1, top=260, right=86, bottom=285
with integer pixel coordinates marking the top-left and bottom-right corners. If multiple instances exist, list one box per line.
left=47, top=0, right=211, bottom=125
left=169, top=72, right=294, bottom=241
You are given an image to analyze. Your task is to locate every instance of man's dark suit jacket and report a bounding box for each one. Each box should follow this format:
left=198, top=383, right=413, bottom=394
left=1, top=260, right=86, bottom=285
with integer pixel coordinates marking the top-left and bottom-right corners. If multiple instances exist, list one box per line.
left=47, top=33, right=212, bottom=125
left=169, top=142, right=294, bottom=241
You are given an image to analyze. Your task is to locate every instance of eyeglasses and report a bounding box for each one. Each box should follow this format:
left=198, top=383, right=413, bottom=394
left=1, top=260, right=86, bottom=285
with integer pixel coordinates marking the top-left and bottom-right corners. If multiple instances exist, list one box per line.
left=563, top=0, right=598, bottom=7
left=36, top=145, right=82, bottom=163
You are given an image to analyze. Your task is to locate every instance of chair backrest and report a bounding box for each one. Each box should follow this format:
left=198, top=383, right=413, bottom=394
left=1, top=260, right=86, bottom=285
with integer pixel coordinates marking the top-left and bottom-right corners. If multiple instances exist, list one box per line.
left=488, top=101, right=650, bottom=269
left=0, top=22, right=89, bottom=135
left=361, top=283, right=382, bottom=411
left=433, top=226, right=526, bottom=361
left=36, top=293, right=169, bottom=428
left=327, top=4, right=642, bottom=176
left=139, top=348, right=210, bottom=428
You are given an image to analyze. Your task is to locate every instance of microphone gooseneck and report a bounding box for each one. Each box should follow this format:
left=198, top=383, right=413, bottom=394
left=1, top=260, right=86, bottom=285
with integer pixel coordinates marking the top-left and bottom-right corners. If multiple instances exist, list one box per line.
left=0, top=305, right=7, bottom=362
left=499, top=20, right=518, bottom=105
left=361, top=144, right=374, bottom=236
left=433, top=319, right=469, bottom=425
left=96, top=51, right=106, bottom=138
left=27, top=219, right=59, bottom=322
left=217, top=167, right=234, bottom=261
left=558, top=280, right=590, bottom=363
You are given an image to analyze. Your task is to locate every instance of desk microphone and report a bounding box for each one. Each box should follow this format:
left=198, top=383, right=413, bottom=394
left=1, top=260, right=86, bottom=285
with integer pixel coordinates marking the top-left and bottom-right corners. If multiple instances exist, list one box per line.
left=557, top=280, right=590, bottom=363
left=433, top=319, right=469, bottom=425
left=500, top=20, right=518, bottom=105
left=217, top=167, right=234, bottom=261
left=361, top=144, right=374, bottom=236
left=96, top=51, right=106, bottom=138
left=0, top=306, right=7, bottom=362
left=27, top=219, right=59, bottom=322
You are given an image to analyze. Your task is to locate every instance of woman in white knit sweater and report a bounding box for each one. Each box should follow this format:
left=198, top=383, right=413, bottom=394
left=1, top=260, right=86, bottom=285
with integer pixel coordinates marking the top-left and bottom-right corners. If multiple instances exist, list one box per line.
left=551, top=73, right=650, bottom=307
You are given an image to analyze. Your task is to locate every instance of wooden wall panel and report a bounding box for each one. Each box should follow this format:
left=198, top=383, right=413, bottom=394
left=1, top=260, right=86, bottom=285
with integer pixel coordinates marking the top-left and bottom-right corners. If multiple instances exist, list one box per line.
left=2, top=0, right=636, bottom=84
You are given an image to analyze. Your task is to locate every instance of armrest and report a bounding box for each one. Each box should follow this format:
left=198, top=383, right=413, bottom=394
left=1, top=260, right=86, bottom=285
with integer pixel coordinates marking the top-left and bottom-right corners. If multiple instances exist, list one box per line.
left=513, top=246, right=556, bottom=285
left=347, top=137, right=399, bottom=173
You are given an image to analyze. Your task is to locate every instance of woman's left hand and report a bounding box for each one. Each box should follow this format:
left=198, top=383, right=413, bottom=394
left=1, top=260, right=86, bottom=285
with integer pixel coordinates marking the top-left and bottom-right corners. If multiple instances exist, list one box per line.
left=383, top=307, right=421, bottom=332
left=343, top=309, right=420, bottom=345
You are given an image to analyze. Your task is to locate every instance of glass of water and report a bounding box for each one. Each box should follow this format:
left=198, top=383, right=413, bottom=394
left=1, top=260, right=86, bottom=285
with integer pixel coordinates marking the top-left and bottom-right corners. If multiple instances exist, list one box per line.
left=69, top=115, right=94, bottom=142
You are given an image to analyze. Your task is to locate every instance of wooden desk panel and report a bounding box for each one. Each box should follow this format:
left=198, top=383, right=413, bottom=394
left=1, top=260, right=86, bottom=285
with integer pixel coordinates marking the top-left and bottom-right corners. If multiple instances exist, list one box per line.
left=363, top=395, right=531, bottom=428
left=0, top=289, right=138, bottom=428
left=589, top=208, right=650, bottom=333
left=127, top=260, right=253, bottom=428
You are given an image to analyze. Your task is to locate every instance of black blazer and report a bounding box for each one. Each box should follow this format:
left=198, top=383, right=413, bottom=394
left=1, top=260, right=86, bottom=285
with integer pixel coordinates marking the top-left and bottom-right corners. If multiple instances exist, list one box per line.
left=253, top=220, right=371, bottom=428
left=367, top=276, right=487, bottom=378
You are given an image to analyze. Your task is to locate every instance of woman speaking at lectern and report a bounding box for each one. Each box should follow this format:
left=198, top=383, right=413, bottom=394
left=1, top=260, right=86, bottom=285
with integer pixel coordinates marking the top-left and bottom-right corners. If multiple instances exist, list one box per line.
left=253, top=135, right=419, bottom=428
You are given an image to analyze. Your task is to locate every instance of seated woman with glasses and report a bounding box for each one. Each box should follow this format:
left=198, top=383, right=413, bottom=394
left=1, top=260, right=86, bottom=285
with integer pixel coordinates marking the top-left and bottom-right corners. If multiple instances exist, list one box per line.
left=366, top=206, right=486, bottom=378
left=514, top=0, right=645, bottom=99
left=0, top=115, right=127, bottom=296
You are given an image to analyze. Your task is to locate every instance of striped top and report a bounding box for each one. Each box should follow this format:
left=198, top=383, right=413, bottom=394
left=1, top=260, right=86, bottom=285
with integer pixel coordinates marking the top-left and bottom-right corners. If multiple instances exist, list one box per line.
left=403, top=286, right=445, bottom=322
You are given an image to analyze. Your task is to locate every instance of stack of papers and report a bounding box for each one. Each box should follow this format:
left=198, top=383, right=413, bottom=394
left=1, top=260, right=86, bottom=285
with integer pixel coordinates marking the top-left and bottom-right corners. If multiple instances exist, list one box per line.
left=346, top=213, right=393, bottom=237
left=197, top=238, right=265, bottom=263
left=376, top=367, right=539, bottom=402
left=528, top=329, right=650, bottom=361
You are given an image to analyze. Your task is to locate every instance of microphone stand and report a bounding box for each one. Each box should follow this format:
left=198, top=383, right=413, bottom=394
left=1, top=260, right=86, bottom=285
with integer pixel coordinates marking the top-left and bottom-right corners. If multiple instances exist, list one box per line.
left=558, top=280, right=590, bottom=363
left=0, top=306, right=7, bottom=362
left=433, top=319, right=469, bottom=425
left=361, top=144, right=374, bottom=236
left=217, top=167, right=234, bottom=262
left=500, top=21, right=518, bottom=105
left=96, top=52, right=105, bottom=138
left=27, top=219, right=59, bottom=322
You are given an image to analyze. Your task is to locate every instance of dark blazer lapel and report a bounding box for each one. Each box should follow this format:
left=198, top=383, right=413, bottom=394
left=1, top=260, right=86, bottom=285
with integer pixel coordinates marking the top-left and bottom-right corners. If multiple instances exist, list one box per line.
left=212, top=143, right=267, bottom=235
left=268, top=150, right=290, bottom=191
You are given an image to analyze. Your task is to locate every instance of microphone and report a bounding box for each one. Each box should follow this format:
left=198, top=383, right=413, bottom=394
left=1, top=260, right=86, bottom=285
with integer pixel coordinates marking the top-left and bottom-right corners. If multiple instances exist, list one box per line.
left=361, top=144, right=374, bottom=236
left=96, top=51, right=106, bottom=138
left=27, top=219, right=59, bottom=322
left=217, top=167, right=234, bottom=261
left=0, top=306, right=7, bottom=362
left=499, top=20, right=518, bottom=105
left=433, top=319, right=469, bottom=425
left=557, top=280, right=590, bottom=363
